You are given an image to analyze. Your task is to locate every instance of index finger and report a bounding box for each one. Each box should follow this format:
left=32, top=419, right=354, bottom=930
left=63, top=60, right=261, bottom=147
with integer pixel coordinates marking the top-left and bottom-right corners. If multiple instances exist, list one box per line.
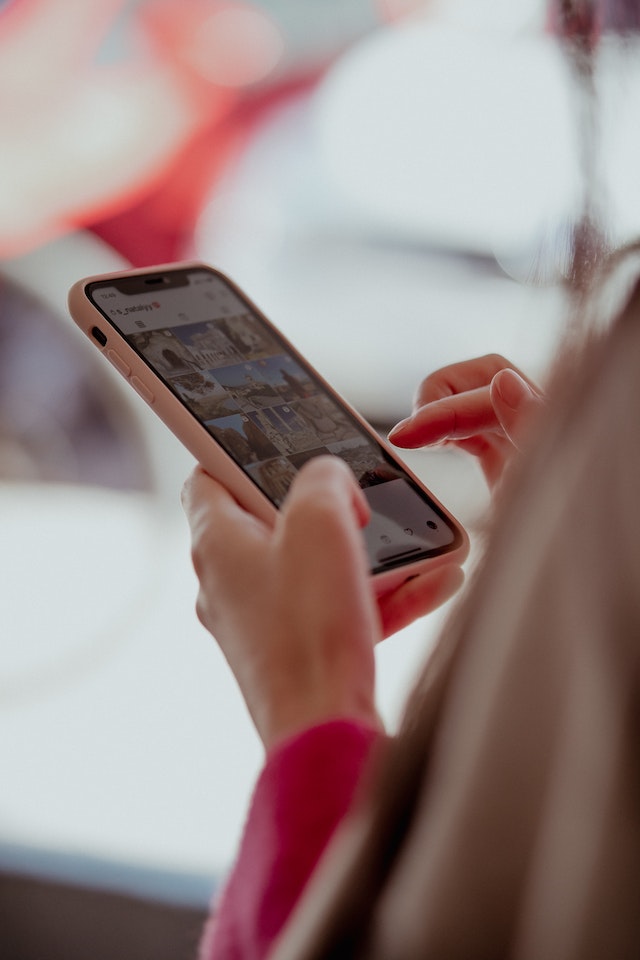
left=413, top=354, right=537, bottom=410
left=389, top=385, right=499, bottom=447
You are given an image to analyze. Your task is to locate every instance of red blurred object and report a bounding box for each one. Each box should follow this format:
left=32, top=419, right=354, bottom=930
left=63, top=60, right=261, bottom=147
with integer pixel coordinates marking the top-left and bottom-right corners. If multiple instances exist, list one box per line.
left=546, top=0, right=640, bottom=42
left=0, top=0, right=354, bottom=264
left=89, top=0, right=321, bottom=266
left=89, top=73, right=320, bottom=266
left=375, top=0, right=431, bottom=22
left=138, top=0, right=286, bottom=90
left=546, top=0, right=602, bottom=47
left=0, top=0, right=209, bottom=258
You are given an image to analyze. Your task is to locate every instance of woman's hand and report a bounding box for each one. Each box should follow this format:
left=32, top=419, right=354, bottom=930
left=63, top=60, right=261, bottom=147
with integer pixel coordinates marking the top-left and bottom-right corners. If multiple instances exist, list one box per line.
left=388, top=354, right=544, bottom=488
left=182, top=457, right=463, bottom=750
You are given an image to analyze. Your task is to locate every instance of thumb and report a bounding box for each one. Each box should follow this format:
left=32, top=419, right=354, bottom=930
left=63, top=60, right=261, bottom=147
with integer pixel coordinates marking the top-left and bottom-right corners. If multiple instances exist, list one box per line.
left=282, top=456, right=371, bottom=532
left=490, top=368, right=543, bottom=447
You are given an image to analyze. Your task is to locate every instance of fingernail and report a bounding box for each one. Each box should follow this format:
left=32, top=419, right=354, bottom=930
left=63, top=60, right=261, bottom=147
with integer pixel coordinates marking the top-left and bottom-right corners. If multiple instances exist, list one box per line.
left=387, top=417, right=412, bottom=441
left=493, top=369, right=532, bottom=410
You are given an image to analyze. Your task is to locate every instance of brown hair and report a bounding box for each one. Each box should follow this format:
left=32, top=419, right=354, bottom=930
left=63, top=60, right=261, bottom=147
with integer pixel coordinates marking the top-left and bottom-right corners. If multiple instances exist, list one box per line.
left=272, top=262, right=640, bottom=960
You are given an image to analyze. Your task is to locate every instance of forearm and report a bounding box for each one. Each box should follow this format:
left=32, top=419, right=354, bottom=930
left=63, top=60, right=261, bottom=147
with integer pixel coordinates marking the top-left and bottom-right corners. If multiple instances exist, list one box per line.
left=200, top=719, right=384, bottom=960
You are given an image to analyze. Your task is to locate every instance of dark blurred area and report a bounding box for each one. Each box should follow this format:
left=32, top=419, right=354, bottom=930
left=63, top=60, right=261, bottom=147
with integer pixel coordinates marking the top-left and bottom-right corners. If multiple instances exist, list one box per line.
left=0, top=275, right=151, bottom=489
left=1, top=871, right=206, bottom=960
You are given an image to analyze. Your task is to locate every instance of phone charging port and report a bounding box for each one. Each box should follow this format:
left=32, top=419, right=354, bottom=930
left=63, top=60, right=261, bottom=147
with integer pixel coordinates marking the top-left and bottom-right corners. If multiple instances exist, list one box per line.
left=91, top=326, right=107, bottom=347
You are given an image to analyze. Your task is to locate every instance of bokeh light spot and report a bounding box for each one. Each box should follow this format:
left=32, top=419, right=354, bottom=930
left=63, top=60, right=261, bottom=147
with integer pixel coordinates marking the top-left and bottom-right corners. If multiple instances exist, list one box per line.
left=184, top=6, right=284, bottom=88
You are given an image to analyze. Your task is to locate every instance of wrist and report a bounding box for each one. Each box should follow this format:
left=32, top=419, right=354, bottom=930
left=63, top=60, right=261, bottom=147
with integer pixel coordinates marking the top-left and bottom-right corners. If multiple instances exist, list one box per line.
left=255, top=688, right=382, bottom=753
left=235, top=643, right=378, bottom=751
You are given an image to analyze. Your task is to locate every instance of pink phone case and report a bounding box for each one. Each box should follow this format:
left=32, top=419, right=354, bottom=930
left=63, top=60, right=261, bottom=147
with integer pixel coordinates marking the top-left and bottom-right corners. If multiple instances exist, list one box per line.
left=68, top=261, right=469, bottom=595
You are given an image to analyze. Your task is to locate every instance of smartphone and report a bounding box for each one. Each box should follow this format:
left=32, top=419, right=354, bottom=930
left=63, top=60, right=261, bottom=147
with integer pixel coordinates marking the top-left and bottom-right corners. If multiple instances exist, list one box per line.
left=68, top=262, right=468, bottom=594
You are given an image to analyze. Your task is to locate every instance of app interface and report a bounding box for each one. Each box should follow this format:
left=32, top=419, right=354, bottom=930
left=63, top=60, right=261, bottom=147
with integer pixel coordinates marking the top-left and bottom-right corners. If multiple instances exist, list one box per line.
left=90, top=269, right=458, bottom=570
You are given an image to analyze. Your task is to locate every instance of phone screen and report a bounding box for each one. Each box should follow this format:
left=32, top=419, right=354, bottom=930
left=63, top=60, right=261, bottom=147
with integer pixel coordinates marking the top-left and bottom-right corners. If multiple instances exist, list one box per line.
left=88, top=266, right=462, bottom=574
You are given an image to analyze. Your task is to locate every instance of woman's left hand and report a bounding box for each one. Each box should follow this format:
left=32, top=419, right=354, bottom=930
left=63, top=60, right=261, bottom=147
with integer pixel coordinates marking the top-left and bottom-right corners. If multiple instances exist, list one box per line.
left=182, top=457, right=463, bottom=750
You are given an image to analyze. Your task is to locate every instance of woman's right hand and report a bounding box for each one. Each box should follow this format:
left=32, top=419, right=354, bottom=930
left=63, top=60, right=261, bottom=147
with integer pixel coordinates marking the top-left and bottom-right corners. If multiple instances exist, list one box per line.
left=388, top=354, right=544, bottom=489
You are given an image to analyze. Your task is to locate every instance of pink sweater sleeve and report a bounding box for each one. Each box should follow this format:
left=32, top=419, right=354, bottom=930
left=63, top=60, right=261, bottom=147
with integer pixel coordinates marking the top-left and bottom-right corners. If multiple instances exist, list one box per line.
left=199, top=719, right=383, bottom=960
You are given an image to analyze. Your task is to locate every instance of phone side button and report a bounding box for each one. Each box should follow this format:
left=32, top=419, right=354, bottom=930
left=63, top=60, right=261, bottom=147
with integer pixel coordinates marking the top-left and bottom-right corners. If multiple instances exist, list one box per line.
left=131, top=376, right=154, bottom=405
left=106, top=349, right=131, bottom=377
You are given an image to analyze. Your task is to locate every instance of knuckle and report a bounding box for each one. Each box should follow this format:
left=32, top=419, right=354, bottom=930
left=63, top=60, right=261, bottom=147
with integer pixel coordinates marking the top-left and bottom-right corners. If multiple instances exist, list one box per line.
left=195, top=591, right=216, bottom=633
left=195, top=593, right=207, bottom=627
left=189, top=528, right=216, bottom=582
left=484, top=352, right=510, bottom=369
left=413, top=379, right=439, bottom=406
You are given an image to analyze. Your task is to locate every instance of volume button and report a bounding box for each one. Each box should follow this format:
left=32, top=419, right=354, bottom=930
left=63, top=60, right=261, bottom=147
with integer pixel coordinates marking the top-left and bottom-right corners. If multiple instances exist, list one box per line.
left=106, top=349, right=131, bottom=377
left=131, top=376, right=154, bottom=404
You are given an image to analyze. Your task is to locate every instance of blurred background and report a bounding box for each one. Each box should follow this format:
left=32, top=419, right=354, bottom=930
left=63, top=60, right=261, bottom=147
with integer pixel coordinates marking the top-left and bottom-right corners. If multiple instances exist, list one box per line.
left=2, top=1, right=640, bottom=956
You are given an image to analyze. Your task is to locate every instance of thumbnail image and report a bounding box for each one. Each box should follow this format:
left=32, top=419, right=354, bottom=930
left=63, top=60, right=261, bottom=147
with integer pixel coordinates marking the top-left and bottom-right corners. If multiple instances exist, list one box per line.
left=217, top=313, right=281, bottom=361
left=172, top=320, right=243, bottom=369
left=252, top=355, right=313, bottom=403
left=247, top=404, right=320, bottom=456
left=212, top=362, right=278, bottom=411
left=246, top=456, right=298, bottom=506
left=288, top=447, right=333, bottom=471
left=170, top=371, right=239, bottom=421
left=129, top=329, right=199, bottom=377
left=206, top=413, right=280, bottom=467
left=327, top=437, right=385, bottom=485
left=290, top=395, right=357, bottom=445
